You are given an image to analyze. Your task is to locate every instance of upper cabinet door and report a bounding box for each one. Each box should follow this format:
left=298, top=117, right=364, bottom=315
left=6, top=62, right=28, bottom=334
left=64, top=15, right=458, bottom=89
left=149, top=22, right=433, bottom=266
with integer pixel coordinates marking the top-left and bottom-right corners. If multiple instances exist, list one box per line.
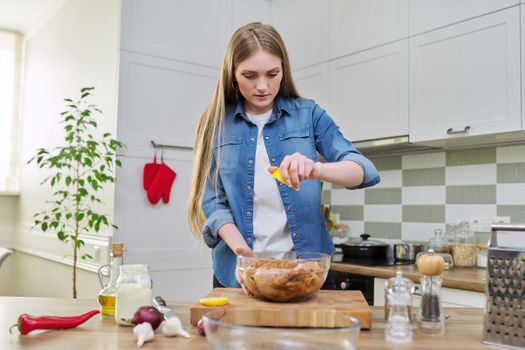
left=409, top=0, right=519, bottom=35
left=410, top=8, right=521, bottom=143
left=270, top=0, right=329, bottom=70
left=233, top=0, right=270, bottom=30
left=522, top=5, right=525, bottom=130
left=330, top=0, right=408, bottom=59
left=121, top=0, right=233, bottom=68
left=117, top=51, right=218, bottom=156
left=329, top=40, right=409, bottom=142
left=294, top=63, right=330, bottom=110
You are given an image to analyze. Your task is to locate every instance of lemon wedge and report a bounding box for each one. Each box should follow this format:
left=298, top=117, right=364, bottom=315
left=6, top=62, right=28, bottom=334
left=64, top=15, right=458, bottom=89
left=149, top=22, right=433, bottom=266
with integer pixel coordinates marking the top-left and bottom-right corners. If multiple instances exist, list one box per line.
left=199, top=297, right=229, bottom=306
left=271, top=168, right=293, bottom=187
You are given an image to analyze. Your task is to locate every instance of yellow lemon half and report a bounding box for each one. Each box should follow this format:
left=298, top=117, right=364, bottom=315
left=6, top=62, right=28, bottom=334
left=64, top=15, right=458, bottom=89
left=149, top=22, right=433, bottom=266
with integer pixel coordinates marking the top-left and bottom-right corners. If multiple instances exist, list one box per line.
left=271, top=168, right=293, bottom=187
left=199, top=297, right=229, bottom=306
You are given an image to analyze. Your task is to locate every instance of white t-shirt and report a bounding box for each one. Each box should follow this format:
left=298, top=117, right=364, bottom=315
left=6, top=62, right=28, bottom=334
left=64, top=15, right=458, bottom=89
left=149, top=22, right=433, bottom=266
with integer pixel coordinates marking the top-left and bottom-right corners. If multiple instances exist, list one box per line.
left=247, top=111, right=293, bottom=253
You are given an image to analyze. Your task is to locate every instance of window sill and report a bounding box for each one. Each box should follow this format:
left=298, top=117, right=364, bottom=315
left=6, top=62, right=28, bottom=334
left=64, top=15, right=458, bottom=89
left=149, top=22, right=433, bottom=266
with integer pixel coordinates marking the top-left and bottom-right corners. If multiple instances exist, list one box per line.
left=0, top=190, right=20, bottom=197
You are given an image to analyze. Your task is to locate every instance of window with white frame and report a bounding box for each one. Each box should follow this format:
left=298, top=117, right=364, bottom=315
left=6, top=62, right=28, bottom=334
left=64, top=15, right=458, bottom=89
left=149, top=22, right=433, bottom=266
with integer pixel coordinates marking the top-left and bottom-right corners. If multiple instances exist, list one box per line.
left=0, top=30, right=22, bottom=192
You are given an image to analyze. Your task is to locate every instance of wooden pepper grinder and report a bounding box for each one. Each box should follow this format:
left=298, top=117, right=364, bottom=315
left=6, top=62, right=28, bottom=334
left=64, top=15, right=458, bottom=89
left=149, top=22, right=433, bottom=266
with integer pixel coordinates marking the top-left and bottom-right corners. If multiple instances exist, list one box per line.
left=416, top=254, right=445, bottom=336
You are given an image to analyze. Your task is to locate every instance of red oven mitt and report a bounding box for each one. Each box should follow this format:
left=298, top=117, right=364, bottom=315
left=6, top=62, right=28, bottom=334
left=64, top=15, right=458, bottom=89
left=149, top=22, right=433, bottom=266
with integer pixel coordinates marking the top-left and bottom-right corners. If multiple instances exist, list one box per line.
left=147, top=162, right=176, bottom=205
left=143, top=155, right=160, bottom=190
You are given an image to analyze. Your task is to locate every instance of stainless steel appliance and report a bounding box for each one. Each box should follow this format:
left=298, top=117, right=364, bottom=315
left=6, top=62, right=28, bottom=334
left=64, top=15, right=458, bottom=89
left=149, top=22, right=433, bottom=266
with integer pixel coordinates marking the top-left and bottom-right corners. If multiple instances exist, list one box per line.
left=394, top=242, right=425, bottom=264
left=482, top=223, right=525, bottom=349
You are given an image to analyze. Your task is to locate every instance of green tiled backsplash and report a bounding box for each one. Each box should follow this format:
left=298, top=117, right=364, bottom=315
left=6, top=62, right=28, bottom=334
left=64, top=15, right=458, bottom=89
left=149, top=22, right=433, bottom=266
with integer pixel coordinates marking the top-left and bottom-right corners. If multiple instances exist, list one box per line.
left=403, top=168, right=445, bottom=186
left=323, top=145, right=525, bottom=242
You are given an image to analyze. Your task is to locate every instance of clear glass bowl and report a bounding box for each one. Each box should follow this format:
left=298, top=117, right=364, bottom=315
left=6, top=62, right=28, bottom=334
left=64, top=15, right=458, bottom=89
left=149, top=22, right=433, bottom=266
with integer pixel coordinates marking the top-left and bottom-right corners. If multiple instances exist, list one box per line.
left=237, top=251, right=330, bottom=302
left=203, top=309, right=360, bottom=350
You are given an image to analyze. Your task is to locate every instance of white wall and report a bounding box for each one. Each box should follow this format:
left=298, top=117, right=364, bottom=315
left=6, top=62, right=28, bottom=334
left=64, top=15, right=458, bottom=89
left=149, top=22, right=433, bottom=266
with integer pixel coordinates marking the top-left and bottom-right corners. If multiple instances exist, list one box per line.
left=0, top=197, right=17, bottom=246
left=0, top=196, right=17, bottom=295
left=4, top=0, right=121, bottom=298
left=6, top=251, right=100, bottom=298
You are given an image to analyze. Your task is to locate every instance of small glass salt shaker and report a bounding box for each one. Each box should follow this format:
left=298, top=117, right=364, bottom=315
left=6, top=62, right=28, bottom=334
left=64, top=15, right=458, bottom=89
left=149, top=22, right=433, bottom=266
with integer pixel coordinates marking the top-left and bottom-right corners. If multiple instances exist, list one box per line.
left=385, top=271, right=413, bottom=343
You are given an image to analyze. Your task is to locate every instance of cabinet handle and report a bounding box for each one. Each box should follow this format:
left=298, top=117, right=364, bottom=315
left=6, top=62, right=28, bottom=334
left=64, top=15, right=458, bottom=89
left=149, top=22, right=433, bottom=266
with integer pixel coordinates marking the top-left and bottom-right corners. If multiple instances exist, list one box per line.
left=447, top=125, right=470, bottom=135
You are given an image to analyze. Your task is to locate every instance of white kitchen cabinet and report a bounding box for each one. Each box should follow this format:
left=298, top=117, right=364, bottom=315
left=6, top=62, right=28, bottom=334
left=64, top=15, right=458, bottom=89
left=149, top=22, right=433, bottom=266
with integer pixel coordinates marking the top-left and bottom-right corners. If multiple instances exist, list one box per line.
left=113, top=156, right=213, bottom=301
left=233, top=0, right=270, bottom=30
left=329, top=40, right=408, bottom=142
left=270, top=0, right=329, bottom=70
left=409, top=7, right=521, bottom=143
left=116, top=0, right=271, bottom=301
left=294, top=63, right=330, bottom=111
left=409, top=0, right=519, bottom=36
left=522, top=5, right=525, bottom=130
left=374, top=278, right=485, bottom=308
left=329, top=0, right=408, bottom=59
left=120, top=0, right=232, bottom=68
left=117, top=51, right=218, bottom=156
left=115, top=51, right=218, bottom=301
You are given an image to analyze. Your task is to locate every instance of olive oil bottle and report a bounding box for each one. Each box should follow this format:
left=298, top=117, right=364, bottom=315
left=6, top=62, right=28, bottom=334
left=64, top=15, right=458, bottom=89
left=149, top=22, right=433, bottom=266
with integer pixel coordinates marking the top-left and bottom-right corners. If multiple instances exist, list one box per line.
left=98, top=242, right=124, bottom=315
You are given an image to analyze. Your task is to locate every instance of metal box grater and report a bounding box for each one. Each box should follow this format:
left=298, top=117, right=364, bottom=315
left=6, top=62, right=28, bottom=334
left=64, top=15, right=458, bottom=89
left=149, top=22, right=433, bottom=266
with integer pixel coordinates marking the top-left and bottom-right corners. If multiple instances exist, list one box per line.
left=482, top=224, right=525, bottom=349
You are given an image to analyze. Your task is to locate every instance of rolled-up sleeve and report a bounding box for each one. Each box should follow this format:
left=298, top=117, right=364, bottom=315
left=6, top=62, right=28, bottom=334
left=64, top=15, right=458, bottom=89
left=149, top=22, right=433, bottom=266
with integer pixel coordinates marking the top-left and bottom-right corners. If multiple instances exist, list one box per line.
left=201, top=163, right=235, bottom=248
left=313, top=104, right=380, bottom=189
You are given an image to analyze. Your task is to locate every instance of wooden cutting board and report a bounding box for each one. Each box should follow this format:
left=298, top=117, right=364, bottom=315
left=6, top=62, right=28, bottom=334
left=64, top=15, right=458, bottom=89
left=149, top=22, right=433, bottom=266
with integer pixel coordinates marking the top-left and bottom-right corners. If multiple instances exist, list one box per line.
left=190, top=288, right=372, bottom=329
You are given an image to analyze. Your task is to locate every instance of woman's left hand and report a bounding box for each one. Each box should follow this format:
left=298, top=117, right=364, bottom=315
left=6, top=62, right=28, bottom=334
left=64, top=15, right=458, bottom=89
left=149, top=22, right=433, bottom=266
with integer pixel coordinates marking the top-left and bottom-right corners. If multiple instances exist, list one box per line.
left=235, top=247, right=254, bottom=297
left=268, top=152, right=322, bottom=190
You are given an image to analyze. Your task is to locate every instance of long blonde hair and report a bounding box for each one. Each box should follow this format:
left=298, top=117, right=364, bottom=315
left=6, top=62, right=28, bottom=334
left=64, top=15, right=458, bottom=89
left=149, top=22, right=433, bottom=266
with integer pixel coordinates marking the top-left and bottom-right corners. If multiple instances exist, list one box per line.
left=187, top=22, right=300, bottom=239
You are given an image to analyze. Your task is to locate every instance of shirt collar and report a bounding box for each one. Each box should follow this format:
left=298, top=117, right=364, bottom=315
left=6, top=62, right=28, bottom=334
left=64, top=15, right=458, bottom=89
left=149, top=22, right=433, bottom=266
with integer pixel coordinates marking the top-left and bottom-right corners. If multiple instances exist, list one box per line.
left=233, top=94, right=291, bottom=122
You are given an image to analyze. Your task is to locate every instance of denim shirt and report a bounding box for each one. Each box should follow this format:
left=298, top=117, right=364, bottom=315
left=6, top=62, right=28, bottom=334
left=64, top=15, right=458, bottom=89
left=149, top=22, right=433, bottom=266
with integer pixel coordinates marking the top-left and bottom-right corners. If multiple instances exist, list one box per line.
left=201, top=96, right=380, bottom=287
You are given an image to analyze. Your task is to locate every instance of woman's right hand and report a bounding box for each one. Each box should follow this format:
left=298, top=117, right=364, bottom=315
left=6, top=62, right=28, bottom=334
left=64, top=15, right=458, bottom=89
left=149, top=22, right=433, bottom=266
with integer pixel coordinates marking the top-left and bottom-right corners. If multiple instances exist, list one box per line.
left=235, top=247, right=254, bottom=296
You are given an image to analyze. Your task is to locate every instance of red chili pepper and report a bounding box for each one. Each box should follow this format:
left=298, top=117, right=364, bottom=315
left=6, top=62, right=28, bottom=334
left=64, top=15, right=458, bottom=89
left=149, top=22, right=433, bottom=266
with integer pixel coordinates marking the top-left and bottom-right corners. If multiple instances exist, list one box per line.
left=10, top=309, right=100, bottom=335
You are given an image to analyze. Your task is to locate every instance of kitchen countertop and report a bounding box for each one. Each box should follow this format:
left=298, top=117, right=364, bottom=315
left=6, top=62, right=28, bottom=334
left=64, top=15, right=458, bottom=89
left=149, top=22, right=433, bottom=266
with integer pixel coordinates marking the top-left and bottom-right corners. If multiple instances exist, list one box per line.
left=331, top=262, right=487, bottom=292
left=1, top=296, right=499, bottom=349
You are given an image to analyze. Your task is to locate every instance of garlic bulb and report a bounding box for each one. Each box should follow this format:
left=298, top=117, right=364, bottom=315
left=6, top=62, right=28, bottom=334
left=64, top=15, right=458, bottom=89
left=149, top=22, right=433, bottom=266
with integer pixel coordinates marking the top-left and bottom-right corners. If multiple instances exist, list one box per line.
left=133, top=322, right=155, bottom=347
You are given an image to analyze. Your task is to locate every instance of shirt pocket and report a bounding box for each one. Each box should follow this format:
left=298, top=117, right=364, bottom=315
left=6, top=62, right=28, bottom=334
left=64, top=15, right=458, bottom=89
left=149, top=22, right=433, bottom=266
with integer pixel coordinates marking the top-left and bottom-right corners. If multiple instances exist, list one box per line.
left=279, top=125, right=316, bottom=159
left=214, top=137, right=242, bottom=170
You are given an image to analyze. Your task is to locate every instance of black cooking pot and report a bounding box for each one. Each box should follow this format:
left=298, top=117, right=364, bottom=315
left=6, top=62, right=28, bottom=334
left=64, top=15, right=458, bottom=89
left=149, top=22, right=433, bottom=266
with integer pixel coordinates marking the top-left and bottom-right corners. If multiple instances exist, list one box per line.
left=341, top=234, right=389, bottom=258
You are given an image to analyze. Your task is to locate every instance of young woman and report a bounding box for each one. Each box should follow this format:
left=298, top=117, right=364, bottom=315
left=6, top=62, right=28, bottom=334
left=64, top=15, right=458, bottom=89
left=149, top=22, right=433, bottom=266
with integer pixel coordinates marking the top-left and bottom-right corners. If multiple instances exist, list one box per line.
left=188, top=22, right=380, bottom=292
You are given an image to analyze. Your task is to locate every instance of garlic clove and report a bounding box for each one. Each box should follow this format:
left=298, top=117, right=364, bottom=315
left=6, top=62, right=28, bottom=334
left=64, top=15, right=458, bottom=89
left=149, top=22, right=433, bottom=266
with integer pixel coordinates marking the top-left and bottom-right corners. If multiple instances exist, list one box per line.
left=162, top=316, right=190, bottom=338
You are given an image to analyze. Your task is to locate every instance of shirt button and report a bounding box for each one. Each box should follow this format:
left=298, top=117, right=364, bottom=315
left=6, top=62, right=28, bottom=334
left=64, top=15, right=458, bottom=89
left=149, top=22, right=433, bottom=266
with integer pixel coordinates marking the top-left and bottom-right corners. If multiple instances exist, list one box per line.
left=247, top=211, right=252, bottom=216
left=279, top=182, right=283, bottom=186
left=271, top=157, right=276, bottom=162
left=250, top=137, right=255, bottom=142
left=247, top=185, right=251, bottom=190
left=248, top=159, right=253, bottom=164
left=287, top=206, right=291, bottom=211
left=292, top=232, right=297, bottom=237
left=265, top=136, right=270, bottom=140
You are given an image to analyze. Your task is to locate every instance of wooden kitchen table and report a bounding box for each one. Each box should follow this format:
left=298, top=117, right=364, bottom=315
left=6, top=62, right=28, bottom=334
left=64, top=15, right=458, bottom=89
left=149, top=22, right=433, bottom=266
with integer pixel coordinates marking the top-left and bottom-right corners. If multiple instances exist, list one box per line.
left=0, top=296, right=501, bottom=349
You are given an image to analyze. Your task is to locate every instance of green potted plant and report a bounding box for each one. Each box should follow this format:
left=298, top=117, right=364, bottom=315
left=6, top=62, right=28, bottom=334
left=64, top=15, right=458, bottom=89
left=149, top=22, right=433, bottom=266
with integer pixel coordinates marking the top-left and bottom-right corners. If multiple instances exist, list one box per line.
left=29, top=87, right=124, bottom=298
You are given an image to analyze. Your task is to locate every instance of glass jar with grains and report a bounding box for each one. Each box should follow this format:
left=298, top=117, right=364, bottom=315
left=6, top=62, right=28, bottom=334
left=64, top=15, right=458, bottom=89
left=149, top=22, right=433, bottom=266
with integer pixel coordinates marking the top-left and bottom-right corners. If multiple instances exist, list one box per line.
left=451, top=222, right=476, bottom=267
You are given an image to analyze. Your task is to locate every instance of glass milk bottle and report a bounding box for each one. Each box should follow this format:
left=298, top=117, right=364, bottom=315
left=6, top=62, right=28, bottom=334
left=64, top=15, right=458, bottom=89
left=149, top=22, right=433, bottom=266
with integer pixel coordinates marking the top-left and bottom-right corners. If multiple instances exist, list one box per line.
left=115, top=264, right=153, bottom=326
left=98, top=242, right=124, bottom=316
